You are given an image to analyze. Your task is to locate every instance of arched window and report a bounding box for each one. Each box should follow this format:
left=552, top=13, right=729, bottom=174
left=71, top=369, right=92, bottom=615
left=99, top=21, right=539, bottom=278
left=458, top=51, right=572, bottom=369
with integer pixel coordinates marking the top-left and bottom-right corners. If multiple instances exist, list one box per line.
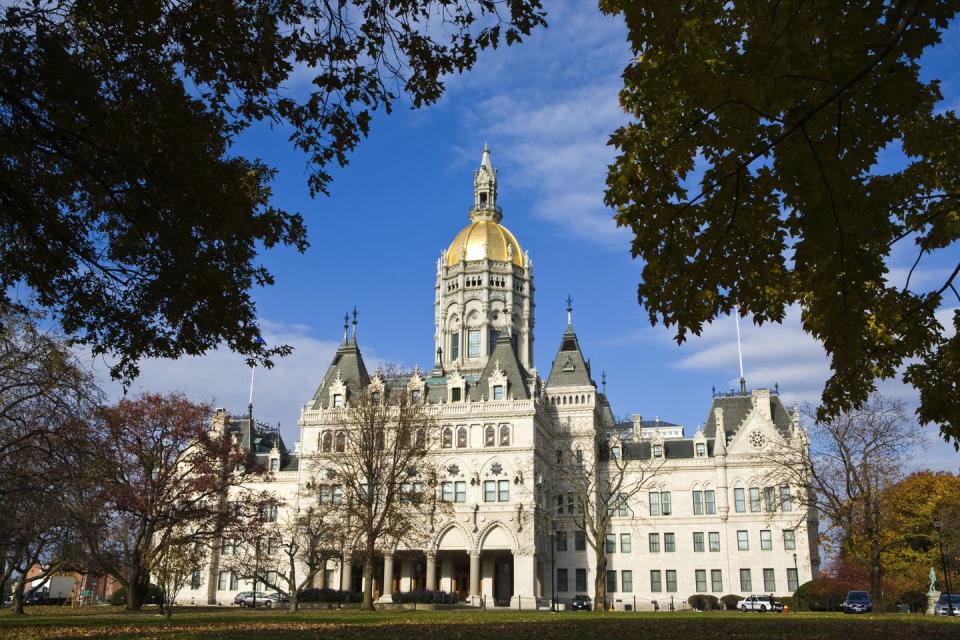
left=484, top=425, right=495, bottom=447
left=457, top=426, right=468, bottom=448
left=334, top=432, right=346, bottom=453
left=415, top=428, right=426, bottom=449
left=499, top=425, right=510, bottom=447
left=321, top=431, right=332, bottom=453
left=442, top=427, right=453, bottom=449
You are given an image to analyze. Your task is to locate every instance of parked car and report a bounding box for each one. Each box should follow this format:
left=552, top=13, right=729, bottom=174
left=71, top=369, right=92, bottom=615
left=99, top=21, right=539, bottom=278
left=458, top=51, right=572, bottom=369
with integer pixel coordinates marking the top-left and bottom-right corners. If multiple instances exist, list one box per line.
left=267, top=592, right=290, bottom=604
left=934, top=593, right=959, bottom=616
left=841, top=591, right=873, bottom=614
left=233, top=591, right=253, bottom=606
left=737, top=595, right=784, bottom=612
left=570, top=594, right=592, bottom=611
left=237, top=591, right=280, bottom=608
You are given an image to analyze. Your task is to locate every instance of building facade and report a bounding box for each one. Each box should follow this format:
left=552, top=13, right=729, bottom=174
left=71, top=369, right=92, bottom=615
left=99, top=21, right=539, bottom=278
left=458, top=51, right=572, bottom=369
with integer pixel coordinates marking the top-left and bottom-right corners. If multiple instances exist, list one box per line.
left=180, top=147, right=820, bottom=609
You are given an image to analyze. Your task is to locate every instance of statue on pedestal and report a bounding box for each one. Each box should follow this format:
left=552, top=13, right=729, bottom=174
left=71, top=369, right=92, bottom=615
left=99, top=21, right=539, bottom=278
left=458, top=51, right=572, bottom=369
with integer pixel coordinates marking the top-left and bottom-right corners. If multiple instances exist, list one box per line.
left=929, top=567, right=937, bottom=593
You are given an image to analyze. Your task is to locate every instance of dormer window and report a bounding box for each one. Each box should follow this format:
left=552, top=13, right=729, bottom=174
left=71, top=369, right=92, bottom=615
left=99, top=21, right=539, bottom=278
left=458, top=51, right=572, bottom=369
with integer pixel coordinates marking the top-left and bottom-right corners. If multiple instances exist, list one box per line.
left=332, top=394, right=343, bottom=408
left=653, top=444, right=663, bottom=458
left=480, top=192, right=488, bottom=207
left=493, top=385, right=504, bottom=400
left=696, top=443, right=706, bottom=457
left=451, top=387, right=462, bottom=402
left=372, top=392, right=381, bottom=403
left=611, top=445, right=621, bottom=460
left=411, top=390, right=422, bottom=403
left=270, top=458, right=280, bottom=472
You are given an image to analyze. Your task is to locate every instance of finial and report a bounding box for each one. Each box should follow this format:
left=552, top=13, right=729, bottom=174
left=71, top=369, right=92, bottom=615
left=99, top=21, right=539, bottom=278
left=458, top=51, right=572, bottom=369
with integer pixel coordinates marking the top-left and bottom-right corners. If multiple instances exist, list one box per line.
left=774, top=382, right=779, bottom=394
left=601, top=370, right=607, bottom=394
left=343, top=313, right=349, bottom=344
left=352, top=306, right=359, bottom=343
left=712, top=385, right=716, bottom=397
left=566, top=295, right=573, bottom=326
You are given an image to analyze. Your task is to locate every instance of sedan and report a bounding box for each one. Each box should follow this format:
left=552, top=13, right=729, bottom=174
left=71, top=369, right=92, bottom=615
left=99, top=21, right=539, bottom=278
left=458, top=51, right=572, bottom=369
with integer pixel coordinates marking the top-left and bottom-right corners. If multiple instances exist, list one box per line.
left=570, top=595, right=592, bottom=611
left=935, top=593, right=959, bottom=616
left=738, top=595, right=784, bottom=612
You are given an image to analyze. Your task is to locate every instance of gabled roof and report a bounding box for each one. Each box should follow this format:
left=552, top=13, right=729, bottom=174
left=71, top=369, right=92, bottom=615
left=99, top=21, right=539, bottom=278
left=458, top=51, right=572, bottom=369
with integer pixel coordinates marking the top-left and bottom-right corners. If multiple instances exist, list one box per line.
left=545, top=326, right=595, bottom=388
left=309, top=339, right=370, bottom=410
left=470, top=334, right=530, bottom=401
left=702, top=391, right=793, bottom=441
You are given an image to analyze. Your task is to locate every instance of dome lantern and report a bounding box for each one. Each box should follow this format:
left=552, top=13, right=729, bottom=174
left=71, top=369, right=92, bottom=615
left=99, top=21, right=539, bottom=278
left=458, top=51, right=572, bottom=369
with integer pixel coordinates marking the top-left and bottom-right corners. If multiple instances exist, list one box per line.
left=445, top=145, right=525, bottom=268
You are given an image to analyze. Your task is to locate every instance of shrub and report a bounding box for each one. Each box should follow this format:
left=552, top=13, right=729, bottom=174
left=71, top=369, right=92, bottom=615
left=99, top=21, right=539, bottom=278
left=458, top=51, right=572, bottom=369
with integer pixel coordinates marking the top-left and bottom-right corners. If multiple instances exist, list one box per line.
left=297, top=588, right=360, bottom=603
left=720, top=594, right=742, bottom=610
left=109, top=584, right=163, bottom=606
left=392, top=590, right=459, bottom=605
left=687, top=594, right=719, bottom=611
left=795, top=578, right=845, bottom=612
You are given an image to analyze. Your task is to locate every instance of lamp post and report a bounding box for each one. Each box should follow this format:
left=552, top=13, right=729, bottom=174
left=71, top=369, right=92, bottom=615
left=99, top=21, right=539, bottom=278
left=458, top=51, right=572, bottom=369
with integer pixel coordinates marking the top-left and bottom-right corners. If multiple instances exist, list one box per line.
left=934, top=517, right=954, bottom=616
left=793, top=553, right=800, bottom=612
left=549, top=527, right=557, bottom=612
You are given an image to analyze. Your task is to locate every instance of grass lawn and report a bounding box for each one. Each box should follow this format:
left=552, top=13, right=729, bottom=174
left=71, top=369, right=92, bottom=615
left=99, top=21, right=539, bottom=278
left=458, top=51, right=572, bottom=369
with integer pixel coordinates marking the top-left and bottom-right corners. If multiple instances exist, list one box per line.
left=0, top=606, right=957, bottom=640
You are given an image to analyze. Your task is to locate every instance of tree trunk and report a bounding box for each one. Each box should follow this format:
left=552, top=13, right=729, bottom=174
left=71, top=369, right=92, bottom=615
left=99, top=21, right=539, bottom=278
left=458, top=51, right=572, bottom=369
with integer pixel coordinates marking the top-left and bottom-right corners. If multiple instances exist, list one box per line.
left=362, top=553, right=375, bottom=611
left=11, top=573, right=26, bottom=615
left=289, top=556, right=299, bottom=613
left=127, top=565, right=150, bottom=611
left=870, top=542, right=884, bottom=614
left=593, top=545, right=607, bottom=611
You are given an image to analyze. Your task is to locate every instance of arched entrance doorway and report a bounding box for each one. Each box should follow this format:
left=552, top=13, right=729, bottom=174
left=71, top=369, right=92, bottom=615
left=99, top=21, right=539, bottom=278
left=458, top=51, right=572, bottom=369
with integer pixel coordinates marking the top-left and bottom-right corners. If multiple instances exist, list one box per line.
left=481, top=525, right=514, bottom=607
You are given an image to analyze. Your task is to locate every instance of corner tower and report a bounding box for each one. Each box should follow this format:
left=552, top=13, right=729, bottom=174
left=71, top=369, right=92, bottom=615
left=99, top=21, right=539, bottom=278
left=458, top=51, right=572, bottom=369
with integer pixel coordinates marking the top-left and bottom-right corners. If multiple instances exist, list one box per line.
left=434, top=146, right=535, bottom=375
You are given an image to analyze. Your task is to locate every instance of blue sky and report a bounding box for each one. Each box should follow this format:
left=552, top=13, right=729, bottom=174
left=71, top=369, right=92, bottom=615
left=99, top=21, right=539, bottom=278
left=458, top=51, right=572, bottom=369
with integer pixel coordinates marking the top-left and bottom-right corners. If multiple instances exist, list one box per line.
left=99, top=3, right=959, bottom=471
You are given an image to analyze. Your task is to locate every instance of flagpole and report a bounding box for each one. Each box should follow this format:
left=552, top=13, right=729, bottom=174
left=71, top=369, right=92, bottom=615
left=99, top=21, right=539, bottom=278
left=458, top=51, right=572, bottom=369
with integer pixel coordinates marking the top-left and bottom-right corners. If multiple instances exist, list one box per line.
left=735, top=306, right=746, bottom=394
left=249, top=364, right=256, bottom=410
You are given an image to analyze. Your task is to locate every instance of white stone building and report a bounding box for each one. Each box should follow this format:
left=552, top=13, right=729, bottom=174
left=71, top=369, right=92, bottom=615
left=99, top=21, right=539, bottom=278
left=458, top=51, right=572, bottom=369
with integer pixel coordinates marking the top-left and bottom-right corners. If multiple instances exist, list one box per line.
left=180, top=147, right=820, bottom=609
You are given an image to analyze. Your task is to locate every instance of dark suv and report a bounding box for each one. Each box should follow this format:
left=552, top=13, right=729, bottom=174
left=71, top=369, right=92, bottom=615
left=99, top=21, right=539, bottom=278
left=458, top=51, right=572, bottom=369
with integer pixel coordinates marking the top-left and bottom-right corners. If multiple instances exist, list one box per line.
left=842, top=591, right=872, bottom=614
left=570, top=595, right=592, bottom=611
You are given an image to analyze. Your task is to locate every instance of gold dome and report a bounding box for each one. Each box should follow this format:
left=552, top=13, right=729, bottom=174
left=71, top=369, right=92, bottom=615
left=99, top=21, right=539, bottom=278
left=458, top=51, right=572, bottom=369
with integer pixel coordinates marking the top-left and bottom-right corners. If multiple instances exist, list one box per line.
left=446, top=219, right=525, bottom=268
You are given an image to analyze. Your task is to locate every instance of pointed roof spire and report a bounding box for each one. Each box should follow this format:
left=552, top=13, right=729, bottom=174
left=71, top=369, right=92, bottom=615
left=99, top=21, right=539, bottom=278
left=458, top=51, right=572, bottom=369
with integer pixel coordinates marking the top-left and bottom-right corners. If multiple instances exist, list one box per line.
left=471, top=144, right=500, bottom=222
left=342, top=312, right=350, bottom=344
left=566, top=294, right=573, bottom=327
left=351, top=306, right=359, bottom=344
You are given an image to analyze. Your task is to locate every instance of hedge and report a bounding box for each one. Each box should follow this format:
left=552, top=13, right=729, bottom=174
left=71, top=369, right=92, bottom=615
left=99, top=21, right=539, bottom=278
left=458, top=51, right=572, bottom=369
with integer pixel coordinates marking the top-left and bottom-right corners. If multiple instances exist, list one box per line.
left=391, top=590, right=460, bottom=605
left=687, top=594, right=720, bottom=611
left=109, top=584, right=163, bottom=606
left=297, top=588, right=361, bottom=603
left=720, top=594, right=742, bottom=610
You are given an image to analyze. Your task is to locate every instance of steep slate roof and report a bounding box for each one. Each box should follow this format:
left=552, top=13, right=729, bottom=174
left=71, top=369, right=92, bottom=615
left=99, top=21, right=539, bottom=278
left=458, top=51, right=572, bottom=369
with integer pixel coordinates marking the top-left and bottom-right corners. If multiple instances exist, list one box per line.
left=702, top=392, right=793, bottom=440
left=225, top=415, right=299, bottom=472
left=545, top=326, right=595, bottom=388
left=616, top=438, right=714, bottom=461
left=470, top=334, right=530, bottom=401
left=309, top=339, right=371, bottom=410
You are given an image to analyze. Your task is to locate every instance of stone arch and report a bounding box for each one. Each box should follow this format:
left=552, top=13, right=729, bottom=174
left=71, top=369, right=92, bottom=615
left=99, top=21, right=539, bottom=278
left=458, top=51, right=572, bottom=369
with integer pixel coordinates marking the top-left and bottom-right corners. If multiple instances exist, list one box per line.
left=476, top=521, right=519, bottom=553
left=431, top=520, right=475, bottom=552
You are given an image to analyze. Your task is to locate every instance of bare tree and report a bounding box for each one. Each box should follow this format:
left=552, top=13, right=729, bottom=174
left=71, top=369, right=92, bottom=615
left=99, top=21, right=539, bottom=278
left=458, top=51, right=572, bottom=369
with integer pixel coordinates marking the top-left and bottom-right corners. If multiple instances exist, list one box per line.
left=61, top=392, right=267, bottom=611
left=766, top=394, right=924, bottom=612
left=550, top=428, right=665, bottom=610
left=223, top=498, right=345, bottom=611
left=152, top=535, right=206, bottom=618
left=0, top=309, right=99, bottom=614
left=317, top=371, right=444, bottom=609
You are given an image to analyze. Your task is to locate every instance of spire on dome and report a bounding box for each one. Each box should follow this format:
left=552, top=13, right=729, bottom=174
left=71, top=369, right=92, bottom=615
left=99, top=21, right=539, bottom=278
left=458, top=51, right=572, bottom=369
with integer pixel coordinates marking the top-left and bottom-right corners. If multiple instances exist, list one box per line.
left=471, top=144, right=500, bottom=222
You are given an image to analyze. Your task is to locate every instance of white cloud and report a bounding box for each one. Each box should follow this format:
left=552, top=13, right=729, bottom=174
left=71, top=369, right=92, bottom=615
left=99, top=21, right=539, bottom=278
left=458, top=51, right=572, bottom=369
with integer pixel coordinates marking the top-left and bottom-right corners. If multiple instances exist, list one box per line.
left=86, top=321, right=384, bottom=449
left=445, top=3, right=632, bottom=247
left=670, top=305, right=959, bottom=471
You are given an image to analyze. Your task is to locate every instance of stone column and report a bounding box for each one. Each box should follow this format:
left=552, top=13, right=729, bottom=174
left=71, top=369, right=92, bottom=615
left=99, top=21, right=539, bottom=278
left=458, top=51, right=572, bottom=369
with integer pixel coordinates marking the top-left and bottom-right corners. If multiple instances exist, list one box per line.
left=380, top=555, right=394, bottom=603
left=340, top=555, right=352, bottom=592
left=511, top=552, right=537, bottom=609
left=469, top=552, right=481, bottom=600
left=425, top=552, right=437, bottom=591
